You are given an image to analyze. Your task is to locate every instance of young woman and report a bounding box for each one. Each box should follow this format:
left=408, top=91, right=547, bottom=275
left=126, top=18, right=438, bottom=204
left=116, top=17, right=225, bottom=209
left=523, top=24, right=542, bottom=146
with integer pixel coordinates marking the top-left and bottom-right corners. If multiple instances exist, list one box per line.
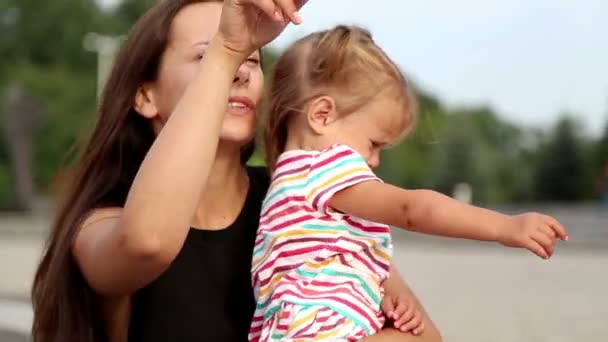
left=31, top=1, right=441, bottom=341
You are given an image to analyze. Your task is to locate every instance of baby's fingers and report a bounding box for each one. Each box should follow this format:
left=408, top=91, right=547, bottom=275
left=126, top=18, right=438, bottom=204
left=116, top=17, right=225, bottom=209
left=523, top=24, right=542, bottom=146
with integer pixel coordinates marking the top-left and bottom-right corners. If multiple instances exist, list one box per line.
left=393, top=301, right=413, bottom=330
left=532, top=231, right=554, bottom=257
left=543, top=215, right=569, bottom=241
left=398, top=309, right=423, bottom=334
left=526, top=238, right=549, bottom=259
left=381, top=296, right=395, bottom=318
left=413, top=322, right=425, bottom=336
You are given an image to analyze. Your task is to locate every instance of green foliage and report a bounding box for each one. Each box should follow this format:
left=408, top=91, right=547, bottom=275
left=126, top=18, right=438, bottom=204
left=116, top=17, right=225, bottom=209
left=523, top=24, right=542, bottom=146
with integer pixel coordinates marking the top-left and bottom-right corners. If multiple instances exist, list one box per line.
left=8, top=63, right=98, bottom=189
left=0, top=160, right=14, bottom=208
left=597, top=121, right=608, bottom=169
left=533, top=116, right=591, bottom=201
left=0, top=0, right=604, bottom=207
left=112, top=0, right=157, bottom=32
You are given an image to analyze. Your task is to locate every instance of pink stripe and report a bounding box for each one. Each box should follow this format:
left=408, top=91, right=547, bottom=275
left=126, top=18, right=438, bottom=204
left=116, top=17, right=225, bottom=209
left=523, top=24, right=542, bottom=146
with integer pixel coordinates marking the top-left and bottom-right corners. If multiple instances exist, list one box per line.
left=315, top=316, right=347, bottom=335
left=261, top=195, right=306, bottom=217
left=312, top=175, right=377, bottom=209
left=268, top=289, right=380, bottom=332
left=338, top=254, right=351, bottom=268
left=263, top=214, right=315, bottom=233
left=310, top=148, right=353, bottom=172
left=272, top=164, right=309, bottom=182
left=260, top=203, right=314, bottom=226
left=256, top=243, right=357, bottom=288
left=281, top=273, right=375, bottom=310
left=292, top=311, right=345, bottom=338
left=289, top=310, right=337, bottom=337
left=362, top=248, right=390, bottom=273
left=351, top=251, right=379, bottom=274
left=344, top=216, right=391, bottom=234
left=275, top=153, right=312, bottom=172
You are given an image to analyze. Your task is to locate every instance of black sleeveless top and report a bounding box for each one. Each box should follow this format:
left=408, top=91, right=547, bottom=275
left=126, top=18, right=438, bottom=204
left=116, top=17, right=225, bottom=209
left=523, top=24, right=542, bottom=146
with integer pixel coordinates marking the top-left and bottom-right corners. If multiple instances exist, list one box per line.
left=128, top=166, right=270, bottom=342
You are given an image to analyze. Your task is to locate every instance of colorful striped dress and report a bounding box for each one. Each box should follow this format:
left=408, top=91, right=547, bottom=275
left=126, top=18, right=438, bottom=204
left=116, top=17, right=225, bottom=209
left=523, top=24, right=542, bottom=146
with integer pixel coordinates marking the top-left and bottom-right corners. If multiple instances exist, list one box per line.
left=249, top=144, right=393, bottom=341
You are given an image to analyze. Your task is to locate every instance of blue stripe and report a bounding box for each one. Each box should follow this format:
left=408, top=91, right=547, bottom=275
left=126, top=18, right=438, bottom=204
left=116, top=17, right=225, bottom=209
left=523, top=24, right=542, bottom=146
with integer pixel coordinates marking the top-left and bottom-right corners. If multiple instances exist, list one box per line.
left=307, top=156, right=366, bottom=187
left=301, top=223, right=390, bottom=246
left=263, top=299, right=372, bottom=335
left=256, top=266, right=381, bottom=310
left=263, top=184, right=306, bottom=207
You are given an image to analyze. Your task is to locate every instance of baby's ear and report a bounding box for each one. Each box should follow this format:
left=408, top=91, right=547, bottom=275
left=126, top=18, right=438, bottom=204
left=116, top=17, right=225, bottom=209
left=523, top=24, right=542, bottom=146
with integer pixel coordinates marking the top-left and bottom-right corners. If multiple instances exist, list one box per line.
left=306, top=95, right=338, bottom=134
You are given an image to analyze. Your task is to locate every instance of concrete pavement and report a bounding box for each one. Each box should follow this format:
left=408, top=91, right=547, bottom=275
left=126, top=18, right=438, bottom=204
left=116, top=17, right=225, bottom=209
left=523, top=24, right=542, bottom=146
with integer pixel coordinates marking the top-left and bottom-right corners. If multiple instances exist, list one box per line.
left=1, top=205, right=607, bottom=341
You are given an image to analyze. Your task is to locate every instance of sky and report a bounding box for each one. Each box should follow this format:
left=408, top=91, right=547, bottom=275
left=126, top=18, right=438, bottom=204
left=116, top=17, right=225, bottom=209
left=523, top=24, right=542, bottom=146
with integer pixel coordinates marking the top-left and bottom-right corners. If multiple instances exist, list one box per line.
left=100, top=0, right=608, bottom=136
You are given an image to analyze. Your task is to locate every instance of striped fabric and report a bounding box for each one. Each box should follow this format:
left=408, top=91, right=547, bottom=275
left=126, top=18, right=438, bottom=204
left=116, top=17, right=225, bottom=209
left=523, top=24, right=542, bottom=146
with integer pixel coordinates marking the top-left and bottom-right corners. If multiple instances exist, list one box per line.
left=249, top=144, right=393, bottom=341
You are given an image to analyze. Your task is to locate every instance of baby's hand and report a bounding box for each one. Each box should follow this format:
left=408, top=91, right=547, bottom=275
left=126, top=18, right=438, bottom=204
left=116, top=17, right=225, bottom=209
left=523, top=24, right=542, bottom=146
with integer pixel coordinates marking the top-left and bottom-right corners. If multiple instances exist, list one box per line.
left=381, top=291, right=424, bottom=335
left=498, top=213, right=568, bottom=259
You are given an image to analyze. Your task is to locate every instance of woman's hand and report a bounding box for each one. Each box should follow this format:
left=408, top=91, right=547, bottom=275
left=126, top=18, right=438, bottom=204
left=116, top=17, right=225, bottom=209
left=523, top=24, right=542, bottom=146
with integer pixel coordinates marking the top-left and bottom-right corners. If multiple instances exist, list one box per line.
left=217, top=0, right=307, bottom=58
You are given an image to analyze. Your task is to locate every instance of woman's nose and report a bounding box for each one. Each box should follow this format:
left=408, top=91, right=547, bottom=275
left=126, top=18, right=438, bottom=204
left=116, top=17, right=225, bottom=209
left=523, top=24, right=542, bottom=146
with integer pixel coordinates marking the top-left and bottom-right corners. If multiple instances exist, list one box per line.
left=233, top=64, right=250, bottom=85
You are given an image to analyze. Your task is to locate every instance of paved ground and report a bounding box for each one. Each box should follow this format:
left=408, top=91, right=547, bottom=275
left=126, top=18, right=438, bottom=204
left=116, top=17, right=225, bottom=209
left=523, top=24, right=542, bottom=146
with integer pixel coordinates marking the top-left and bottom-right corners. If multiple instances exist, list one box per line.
left=0, top=204, right=606, bottom=341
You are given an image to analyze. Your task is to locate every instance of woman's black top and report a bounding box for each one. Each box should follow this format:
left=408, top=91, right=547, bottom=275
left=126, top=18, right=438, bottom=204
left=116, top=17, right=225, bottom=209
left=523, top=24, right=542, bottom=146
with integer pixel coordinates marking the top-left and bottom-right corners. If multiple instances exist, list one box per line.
left=128, top=166, right=270, bottom=342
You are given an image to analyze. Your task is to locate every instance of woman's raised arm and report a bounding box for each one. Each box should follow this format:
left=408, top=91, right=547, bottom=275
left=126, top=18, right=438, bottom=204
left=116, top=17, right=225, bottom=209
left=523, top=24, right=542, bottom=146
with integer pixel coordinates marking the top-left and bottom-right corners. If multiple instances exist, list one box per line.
left=74, top=0, right=306, bottom=296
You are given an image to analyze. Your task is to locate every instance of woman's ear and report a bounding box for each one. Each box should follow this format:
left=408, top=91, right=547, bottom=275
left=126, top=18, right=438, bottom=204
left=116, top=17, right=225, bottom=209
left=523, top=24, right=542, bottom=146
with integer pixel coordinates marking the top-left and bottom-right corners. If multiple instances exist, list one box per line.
left=134, top=84, right=160, bottom=119
left=306, top=95, right=339, bottom=135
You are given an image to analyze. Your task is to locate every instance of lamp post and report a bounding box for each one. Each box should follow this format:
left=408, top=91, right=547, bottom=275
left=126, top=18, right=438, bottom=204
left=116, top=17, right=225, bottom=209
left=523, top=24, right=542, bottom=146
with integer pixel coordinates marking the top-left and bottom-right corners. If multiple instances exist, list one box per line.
left=83, top=32, right=124, bottom=98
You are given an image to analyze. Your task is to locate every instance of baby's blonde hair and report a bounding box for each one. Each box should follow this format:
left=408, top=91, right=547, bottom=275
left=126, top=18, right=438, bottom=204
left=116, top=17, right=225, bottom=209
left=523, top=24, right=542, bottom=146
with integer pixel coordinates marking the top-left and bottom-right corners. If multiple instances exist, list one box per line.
left=264, top=25, right=417, bottom=169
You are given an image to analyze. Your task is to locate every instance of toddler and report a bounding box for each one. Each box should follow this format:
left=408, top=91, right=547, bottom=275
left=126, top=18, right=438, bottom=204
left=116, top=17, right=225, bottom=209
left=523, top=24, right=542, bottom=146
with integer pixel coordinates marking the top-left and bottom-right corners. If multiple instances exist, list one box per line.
left=249, top=25, right=568, bottom=342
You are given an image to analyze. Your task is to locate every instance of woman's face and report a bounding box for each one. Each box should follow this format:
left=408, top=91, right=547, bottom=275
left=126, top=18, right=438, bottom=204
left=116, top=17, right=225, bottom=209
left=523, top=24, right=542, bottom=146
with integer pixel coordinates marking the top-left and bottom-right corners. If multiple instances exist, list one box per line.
left=140, top=2, right=264, bottom=147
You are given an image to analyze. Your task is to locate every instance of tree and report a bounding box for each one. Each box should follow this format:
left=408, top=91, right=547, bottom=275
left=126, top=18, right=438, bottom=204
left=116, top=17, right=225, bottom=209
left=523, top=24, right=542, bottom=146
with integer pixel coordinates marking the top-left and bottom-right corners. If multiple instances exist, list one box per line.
left=597, top=120, right=608, bottom=168
left=376, top=87, right=447, bottom=189
left=0, top=0, right=109, bottom=210
left=112, top=0, right=156, bottom=32
left=1, top=84, right=47, bottom=211
left=533, top=116, right=589, bottom=201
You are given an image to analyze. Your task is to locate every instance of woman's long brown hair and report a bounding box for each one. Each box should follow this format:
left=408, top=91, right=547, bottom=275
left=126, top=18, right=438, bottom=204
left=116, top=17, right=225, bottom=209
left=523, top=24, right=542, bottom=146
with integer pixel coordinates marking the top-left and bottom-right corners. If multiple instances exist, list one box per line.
left=30, top=1, right=256, bottom=341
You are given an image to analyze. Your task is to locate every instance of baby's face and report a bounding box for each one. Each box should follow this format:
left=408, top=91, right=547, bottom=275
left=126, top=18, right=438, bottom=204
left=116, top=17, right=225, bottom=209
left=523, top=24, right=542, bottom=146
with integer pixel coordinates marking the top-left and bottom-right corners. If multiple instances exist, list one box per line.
left=330, top=97, right=407, bottom=169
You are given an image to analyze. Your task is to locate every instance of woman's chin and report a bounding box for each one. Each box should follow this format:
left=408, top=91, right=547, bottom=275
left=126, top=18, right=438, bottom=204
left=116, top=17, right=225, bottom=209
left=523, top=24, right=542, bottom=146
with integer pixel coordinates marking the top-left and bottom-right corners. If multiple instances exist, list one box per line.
left=219, top=131, right=255, bottom=147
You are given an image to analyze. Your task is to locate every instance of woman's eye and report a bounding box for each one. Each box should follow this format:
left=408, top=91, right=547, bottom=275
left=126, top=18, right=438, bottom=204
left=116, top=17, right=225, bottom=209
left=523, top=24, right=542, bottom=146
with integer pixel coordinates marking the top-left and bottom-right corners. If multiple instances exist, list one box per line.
left=247, top=58, right=260, bottom=65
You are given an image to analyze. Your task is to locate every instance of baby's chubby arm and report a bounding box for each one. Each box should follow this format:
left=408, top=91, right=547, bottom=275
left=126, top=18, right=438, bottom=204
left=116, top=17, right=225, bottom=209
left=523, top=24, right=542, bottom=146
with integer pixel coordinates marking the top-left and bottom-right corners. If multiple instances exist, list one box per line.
left=329, top=181, right=568, bottom=259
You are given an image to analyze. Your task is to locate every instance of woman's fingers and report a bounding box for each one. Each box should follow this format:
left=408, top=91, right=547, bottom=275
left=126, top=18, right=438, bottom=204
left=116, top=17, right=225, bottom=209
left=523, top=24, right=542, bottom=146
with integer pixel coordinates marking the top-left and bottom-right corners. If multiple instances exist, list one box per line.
left=245, top=0, right=283, bottom=21
left=274, top=0, right=302, bottom=24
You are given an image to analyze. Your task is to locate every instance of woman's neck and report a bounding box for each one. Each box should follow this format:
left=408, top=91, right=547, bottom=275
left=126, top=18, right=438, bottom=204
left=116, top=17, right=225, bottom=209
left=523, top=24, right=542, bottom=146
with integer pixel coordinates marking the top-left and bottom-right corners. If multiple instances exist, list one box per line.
left=191, top=143, right=249, bottom=230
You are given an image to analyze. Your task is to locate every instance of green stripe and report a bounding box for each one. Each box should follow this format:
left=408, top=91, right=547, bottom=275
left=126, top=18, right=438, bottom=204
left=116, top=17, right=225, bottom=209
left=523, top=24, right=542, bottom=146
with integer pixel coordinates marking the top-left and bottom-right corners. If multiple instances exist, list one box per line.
left=263, top=300, right=372, bottom=335
left=307, top=156, right=365, bottom=186
left=294, top=268, right=381, bottom=306
left=263, top=184, right=306, bottom=207
left=301, top=223, right=391, bottom=247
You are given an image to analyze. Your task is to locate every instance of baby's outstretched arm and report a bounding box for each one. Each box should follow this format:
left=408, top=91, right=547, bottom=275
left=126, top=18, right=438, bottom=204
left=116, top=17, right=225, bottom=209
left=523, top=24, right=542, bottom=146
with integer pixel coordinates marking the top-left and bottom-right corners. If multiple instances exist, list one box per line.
left=329, top=181, right=568, bottom=259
